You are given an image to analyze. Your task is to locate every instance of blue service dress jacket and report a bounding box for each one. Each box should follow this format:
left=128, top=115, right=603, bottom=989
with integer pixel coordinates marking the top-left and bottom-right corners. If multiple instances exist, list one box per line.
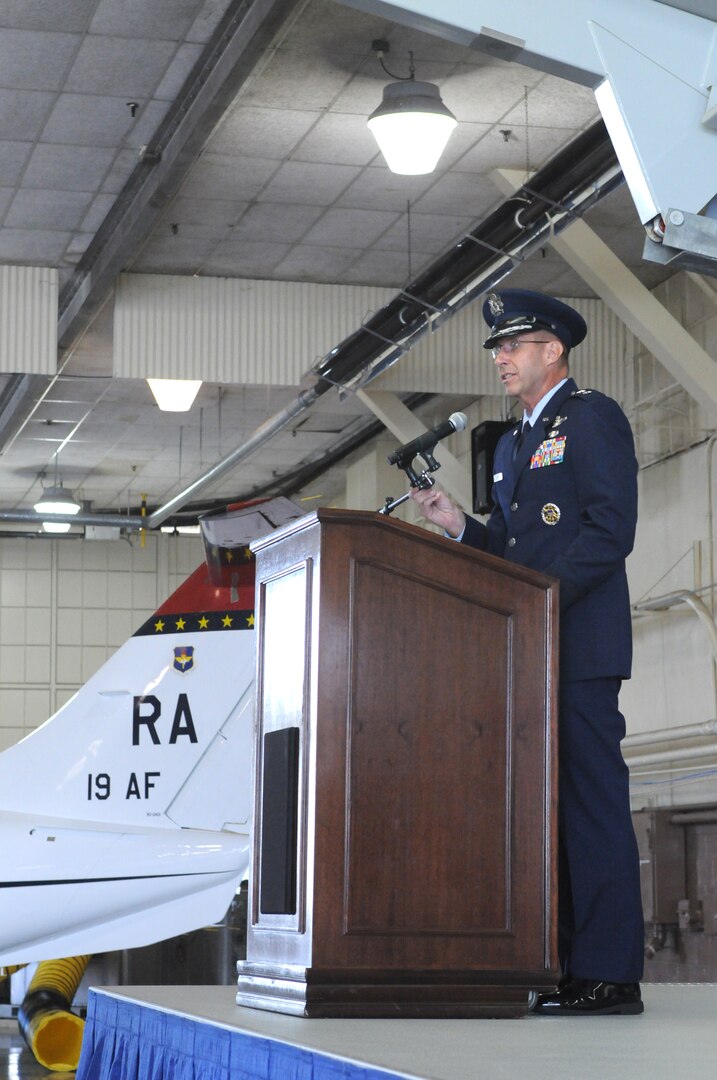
left=461, top=378, right=638, bottom=682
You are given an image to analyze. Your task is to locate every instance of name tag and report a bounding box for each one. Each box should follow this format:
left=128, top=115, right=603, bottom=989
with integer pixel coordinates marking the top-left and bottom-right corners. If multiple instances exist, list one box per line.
left=530, top=436, right=566, bottom=469
left=493, top=471, right=503, bottom=482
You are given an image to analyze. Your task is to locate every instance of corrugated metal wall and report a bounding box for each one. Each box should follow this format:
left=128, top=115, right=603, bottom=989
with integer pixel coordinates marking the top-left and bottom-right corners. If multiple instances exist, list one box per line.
left=0, top=266, right=57, bottom=374
left=114, top=273, right=635, bottom=405
left=114, top=274, right=393, bottom=385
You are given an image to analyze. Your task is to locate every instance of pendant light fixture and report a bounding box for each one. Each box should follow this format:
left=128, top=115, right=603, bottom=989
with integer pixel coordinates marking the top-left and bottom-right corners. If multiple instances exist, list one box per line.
left=367, top=40, right=457, bottom=175
left=34, top=483, right=81, bottom=534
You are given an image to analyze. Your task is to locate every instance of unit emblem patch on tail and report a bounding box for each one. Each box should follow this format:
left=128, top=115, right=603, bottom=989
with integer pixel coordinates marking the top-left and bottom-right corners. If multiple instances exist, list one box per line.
left=173, top=645, right=195, bottom=673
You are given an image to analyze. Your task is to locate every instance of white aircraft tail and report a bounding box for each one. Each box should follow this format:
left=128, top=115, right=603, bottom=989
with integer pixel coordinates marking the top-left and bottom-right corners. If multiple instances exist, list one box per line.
left=0, top=538, right=256, bottom=833
left=0, top=501, right=305, bottom=963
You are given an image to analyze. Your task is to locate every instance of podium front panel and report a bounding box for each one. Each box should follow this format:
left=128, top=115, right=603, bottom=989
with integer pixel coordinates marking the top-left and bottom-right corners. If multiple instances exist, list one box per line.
left=240, top=509, right=558, bottom=1017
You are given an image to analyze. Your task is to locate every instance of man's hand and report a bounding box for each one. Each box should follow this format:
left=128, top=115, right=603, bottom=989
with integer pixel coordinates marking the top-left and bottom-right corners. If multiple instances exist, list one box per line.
left=409, top=486, right=466, bottom=538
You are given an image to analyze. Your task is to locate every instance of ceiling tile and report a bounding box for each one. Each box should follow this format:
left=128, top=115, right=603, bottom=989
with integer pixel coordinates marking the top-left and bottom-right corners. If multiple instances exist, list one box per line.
left=374, top=210, right=479, bottom=253
left=245, top=48, right=354, bottom=111
left=0, top=142, right=32, bottom=186
left=341, top=248, right=425, bottom=287
left=272, top=243, right=364, bottom=281
left=456, top=125, right=581, bottom=175
left=201, top=241, right=292, bottom=278
left=65, top=36, right=178, bottom=97
left=284, top=0, right=393, bottom=59
left=429, top=120, right=493, bottom=171
left=6, top=189, right=93, bottom=230
left=124, top=99, right=173, bottom=147
left=500, top=75, right=600, bottom=129
left=23, top=144, right=117, bottom=191
left=0, top=228, right=73, bottom=263
left=162, top=196, right=249, bottom=228
left=256, top=160, right=360, bottom=206
left=182, top=154, right=279, bottom=201
left=411, top=171, right=498, bottom=218
left=42, top=94, right=138, bottom=146
left=335, top=166, right=437, bottom=211
left=0, top=1, right=93, bottom=33
left=0, top=189, right=15, bottom=219
left=0, top=29, right=81, bottom=92
left=300, top=206, right=400, bottom=248
left=0, top=89, right=55, bottom=140
left=291, top=111, right=380, bottom=167
left=212, top=105, right=321, bottom=160
left=231, top=203, right=324, bottom=243
left=90, top=0, right=204, bottom=40
left=443, top=63, right=545, bottom=126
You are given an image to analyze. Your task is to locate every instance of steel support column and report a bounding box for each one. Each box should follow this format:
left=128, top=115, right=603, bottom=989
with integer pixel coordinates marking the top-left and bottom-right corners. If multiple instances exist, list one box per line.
left=357, top=389, right=473, bottom=512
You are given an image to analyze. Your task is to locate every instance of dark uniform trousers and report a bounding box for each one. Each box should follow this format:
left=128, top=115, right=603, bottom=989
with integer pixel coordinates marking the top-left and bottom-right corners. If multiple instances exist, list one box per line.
left=461, top=378, right=644, bottom=983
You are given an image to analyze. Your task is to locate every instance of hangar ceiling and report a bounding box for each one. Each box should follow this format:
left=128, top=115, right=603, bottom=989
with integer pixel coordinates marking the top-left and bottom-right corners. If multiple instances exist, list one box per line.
left=0, top=0, right=706, bottom=532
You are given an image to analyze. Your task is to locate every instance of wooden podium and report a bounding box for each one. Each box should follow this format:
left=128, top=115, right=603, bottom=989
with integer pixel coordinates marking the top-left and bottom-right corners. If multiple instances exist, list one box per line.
left=236, top=508, right=558, bottom=1017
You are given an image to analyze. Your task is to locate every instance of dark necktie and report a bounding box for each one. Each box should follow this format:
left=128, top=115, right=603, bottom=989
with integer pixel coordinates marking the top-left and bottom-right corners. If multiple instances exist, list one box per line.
left=513, top=420, right=529, bottom=459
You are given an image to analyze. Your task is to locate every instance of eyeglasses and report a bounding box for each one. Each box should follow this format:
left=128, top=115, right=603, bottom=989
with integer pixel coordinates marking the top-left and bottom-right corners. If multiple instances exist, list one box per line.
left=491, top=338, right=551, bottom=360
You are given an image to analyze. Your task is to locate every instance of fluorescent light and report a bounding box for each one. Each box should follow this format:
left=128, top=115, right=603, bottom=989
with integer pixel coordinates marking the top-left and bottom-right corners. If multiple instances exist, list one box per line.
left=160, top=524, right=201, bottom=535
left=368, top=80, right=457, bottom=175
left=147, top=378, right=202, bottom=411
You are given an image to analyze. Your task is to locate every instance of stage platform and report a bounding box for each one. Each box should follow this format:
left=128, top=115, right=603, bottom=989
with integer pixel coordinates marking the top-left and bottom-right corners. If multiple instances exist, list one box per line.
left=76, top=983, right=717, bottom=1080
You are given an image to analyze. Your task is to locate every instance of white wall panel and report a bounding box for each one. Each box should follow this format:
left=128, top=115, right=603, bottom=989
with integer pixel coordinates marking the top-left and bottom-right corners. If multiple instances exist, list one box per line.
left=0, top=533, right=202, bottom=750
left=115, top=275, right=635, bottom=404
left=0, top=266, right=57, bottom=374
left=114, top=274, right=393, bottom=385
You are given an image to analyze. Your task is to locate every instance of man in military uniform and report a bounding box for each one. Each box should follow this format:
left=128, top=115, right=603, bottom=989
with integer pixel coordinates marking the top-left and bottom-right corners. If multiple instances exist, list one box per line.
left=410, top=288, right=644, bottom=1016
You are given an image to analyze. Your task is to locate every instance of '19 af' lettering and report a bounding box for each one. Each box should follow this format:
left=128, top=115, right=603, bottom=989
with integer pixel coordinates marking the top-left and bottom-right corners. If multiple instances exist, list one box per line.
left=132, top=694, right=198, bottom=745
left=126, top=771, right=160, bottom=799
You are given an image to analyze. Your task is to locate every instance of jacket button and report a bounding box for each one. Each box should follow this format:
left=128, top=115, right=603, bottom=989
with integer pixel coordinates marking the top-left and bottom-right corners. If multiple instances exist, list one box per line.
left=510, top=502, right=518, bottom=512
left=508, top=537, right=516, bottom=547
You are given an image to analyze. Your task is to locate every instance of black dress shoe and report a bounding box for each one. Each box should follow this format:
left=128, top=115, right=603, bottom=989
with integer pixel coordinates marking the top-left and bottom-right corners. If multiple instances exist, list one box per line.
left=529, top=978, right=644, bottom=1016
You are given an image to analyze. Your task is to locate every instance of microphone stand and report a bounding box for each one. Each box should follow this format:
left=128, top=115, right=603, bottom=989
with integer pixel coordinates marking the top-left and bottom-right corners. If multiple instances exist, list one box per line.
left=377, top=448, right=440, bottom=517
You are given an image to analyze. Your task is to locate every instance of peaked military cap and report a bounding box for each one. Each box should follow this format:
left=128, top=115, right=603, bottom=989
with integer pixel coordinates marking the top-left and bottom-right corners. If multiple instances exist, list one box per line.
left=482, top=288, right=587, bottom=351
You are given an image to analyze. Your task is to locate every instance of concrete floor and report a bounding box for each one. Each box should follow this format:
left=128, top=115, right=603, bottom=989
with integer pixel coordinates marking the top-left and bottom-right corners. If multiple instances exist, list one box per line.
left=99, top=982, right=717, bottom=1080
left=0, top=1020, right=75, bottom=1079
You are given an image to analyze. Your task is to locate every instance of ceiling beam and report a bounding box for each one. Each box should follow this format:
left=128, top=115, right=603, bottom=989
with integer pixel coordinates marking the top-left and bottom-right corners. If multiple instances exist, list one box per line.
left=493, top=167, right=717, bottom=427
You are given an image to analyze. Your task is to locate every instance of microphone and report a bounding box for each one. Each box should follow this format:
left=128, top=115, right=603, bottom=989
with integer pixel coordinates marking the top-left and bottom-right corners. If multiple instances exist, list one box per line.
left=387, top=412, right=468, bottom=465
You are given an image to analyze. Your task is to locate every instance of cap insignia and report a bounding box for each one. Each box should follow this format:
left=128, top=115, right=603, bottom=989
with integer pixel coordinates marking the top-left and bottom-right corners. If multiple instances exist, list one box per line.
left=487, top=292, right=504, bottom=317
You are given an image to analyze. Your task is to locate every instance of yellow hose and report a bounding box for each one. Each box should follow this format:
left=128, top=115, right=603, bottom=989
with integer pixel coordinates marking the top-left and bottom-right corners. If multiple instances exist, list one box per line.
left=18, top=956, right=90, bottom=1072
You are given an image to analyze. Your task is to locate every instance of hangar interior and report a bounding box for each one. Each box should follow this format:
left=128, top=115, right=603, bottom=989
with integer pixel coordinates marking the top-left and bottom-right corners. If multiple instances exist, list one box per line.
left=1, top=0, right=717, bottom=1075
